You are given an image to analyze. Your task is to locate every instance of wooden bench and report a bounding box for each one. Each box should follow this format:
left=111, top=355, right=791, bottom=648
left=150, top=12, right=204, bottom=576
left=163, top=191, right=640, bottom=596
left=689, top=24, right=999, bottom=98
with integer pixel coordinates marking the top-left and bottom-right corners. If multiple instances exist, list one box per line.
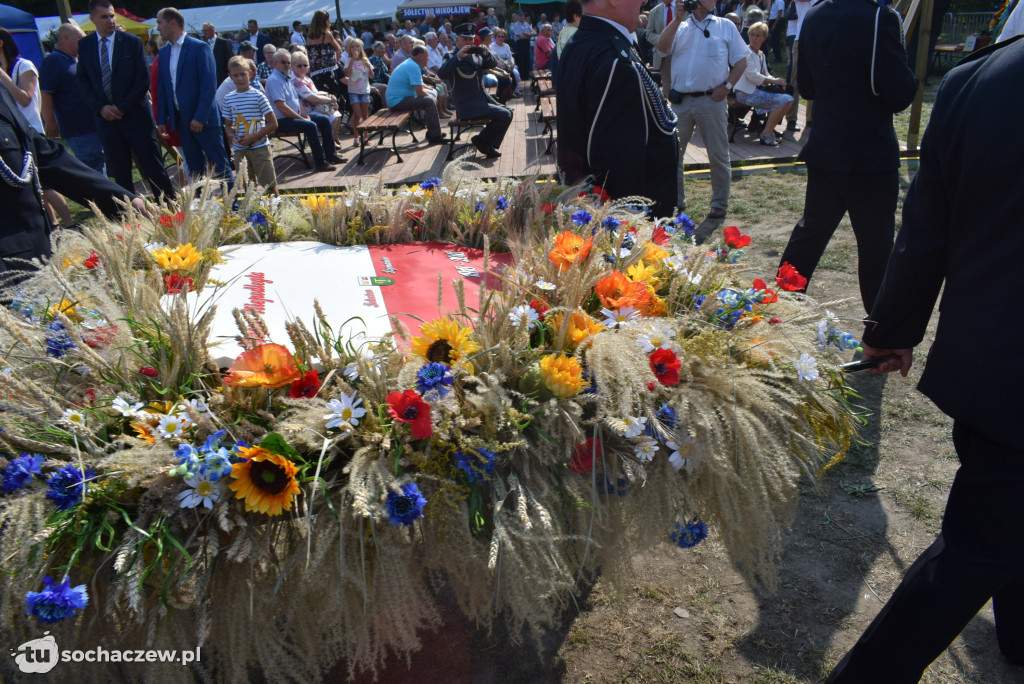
left=533, top=78, right=555, bottom=111
left=446, top=118, right=493, bottom=160
left=537, top=96, right=557, bottom=155
left=354, top=109, right=416, bottom=166
left=269, top=129, right=311, bottom=169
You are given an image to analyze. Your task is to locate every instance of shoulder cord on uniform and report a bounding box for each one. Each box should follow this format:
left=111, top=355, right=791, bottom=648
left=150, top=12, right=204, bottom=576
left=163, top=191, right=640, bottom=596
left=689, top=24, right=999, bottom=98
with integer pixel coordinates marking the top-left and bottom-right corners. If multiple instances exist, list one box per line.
left=0, top=151, right=42, bottom=201
left=634, top=60, right=678, bottom=135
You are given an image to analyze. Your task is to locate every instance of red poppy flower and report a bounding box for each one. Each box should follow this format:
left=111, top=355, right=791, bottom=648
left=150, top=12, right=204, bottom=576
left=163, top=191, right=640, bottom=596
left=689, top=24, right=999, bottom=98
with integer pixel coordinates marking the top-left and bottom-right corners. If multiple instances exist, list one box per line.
left=592, top=185, right=610, bottom=202
left=651, top=226, right=672, bottom=246
left=406, top=209, right=424, bottom=221
left=81, top=324, right=118, bottom=347
left=752, top=278, right=778, bottom=303
left=570, top=437, right=602, bottom=474
left=139, top=366, right=159, bottom=377
left=529, top=299, right=549, bottom=320
left=768, top=317, right=783, bottom=325
left=164, top=273, right=195, bottom=294
left=83, top=252, right=100, bottom=269
left=776, top=262, right=808, bottom=291
left=541, top=202, right=557, bottom=215
left=159, top=212, right=186, bottom=228
left=288, top=370, right=321, bottom=399
left=649, top=348, right=681, bottom=386
left=722, top=226, right=751, bottom=249
left=386, top=389, right=433, bottom=439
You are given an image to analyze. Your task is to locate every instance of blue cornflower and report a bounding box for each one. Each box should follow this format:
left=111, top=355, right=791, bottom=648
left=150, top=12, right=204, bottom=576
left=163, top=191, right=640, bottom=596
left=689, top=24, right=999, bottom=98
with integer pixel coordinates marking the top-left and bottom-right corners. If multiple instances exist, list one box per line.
left=571, top=210, right=593, bottom=226
left=495, top=196, right=509, bottom=211
left=2, top=453, right=44, bottom=493
left=387, top=483, right=428, bottom=526
left=246, top=212, right=267, bottom=226
left=420, top=177, right=442, bottom=190
left=45, top=322, right=77, bottom=358
left=415, top=362, right=454, bottom=399
left=670, top=518, right=709, bottom=548
left=605, top=474, right=630, bottom=496
left=839, top=332, right=859, bottom=349
left=200, top=430, right=227, bottom=454
left=454, top=448, right=497, bottom=483
left=621, top=233, right=635, bottom=251
left=602, top=217, right=621, bottom=231
left=693, top=294, right=707, bottom=310
left=200, top=449, right=234, bottom=481
left=672, top=213, right=696, bottom=238
left=475, top=202, right=485, bottom=213
left=717, top=290, right=741, bottom=307
left=45, top=464, right=94, bottom=511
left=657, top=403, right=677, bottom=430
left=25, top=576, right=89, bottom=624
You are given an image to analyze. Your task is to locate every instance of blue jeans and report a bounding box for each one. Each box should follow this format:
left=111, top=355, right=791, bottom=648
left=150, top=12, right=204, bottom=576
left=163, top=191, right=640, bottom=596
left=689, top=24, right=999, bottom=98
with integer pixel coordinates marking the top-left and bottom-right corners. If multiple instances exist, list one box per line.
left=175, top=110, right=233, bottom=186
left=65, top=132, right=106, bottom=176
left=276, top=114, right=336, bottom=165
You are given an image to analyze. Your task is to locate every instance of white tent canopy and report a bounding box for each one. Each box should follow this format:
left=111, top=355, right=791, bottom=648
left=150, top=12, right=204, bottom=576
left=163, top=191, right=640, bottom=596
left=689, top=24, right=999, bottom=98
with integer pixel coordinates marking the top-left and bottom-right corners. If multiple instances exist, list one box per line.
left=143, top=0, right=396, bottom=34
left=34, top=14, right=91, bottom=40
left=396, top=0, right=502, bottom=12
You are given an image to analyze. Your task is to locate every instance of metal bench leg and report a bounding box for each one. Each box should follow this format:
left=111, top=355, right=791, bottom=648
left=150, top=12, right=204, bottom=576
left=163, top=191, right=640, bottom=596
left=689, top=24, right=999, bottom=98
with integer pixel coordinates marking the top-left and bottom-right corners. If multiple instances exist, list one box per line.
left=358, top=129, right=368, bottom=165
left=407, top=117, right=418, bottom=143
left=391, top=127, right=402, bottom=163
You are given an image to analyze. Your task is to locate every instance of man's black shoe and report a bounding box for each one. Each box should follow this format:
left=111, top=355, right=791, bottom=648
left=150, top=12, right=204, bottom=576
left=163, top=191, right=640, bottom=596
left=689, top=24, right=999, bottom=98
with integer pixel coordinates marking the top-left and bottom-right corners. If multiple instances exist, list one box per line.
left=315, top=162, right=337, bottom=172
left=426, top=134, right=448, bottom=144
left=325, top=154, right=347, bottom=164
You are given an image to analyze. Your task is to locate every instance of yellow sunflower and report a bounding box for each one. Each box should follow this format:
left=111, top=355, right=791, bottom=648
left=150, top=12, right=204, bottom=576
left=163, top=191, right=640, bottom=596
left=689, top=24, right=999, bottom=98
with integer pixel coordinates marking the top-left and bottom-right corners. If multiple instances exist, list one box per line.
left=539, top=354, right=587, bottom=398
left=548, top=311, right=605, bottom=350
left=229, top=446, right=301, bottom=516
left=409, top=319, right=482, bottom=374
left=151, top=243, right=203, bottom=272
left=299, top=195, right=337, bottom=212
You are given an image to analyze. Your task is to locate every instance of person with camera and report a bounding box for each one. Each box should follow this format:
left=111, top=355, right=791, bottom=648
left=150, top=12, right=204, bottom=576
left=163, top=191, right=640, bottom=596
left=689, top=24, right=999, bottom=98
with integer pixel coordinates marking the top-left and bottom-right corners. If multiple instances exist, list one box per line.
left=437, top=24, right=513, bottom=158
left=657, top=0, right=748, bottom=220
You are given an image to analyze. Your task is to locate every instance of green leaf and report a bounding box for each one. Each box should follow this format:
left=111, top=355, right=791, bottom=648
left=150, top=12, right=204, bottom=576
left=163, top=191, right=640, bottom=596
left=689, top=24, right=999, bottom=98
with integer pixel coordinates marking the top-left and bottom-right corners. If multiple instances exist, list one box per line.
left=259, top=433, right=304, bottom=463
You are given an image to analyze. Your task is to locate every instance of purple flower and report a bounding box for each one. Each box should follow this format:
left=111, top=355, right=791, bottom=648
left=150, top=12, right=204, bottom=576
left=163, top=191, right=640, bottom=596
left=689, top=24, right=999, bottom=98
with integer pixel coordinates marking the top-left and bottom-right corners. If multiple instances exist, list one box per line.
left=386, top=483, right=428, bottom=526
left=25, top=576, right=89, bottom=624
left=495, top=196, right=509, bottom=211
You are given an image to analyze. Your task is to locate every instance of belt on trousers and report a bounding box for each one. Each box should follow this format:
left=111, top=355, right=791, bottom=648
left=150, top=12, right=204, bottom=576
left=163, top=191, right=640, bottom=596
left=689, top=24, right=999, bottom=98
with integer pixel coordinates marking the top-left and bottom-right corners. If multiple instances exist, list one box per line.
left=680, top=89, right=714, bottom=97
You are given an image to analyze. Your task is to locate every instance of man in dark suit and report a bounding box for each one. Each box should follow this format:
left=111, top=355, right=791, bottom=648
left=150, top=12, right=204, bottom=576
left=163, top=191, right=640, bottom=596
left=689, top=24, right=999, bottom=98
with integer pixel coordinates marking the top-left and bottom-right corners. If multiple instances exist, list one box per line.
left=156, top=7, right=233, bottom=185
left=246, top=19, right=273, bottom=65
left=76, top=0, right=174, bottom=199
left=437, top=24, right=513, bottom=158
left=0, top=84, right=145, bottom=291
left=777, top=0, right=917, bottom=315
left=557, top=0, right=679, bottom=217
left=202, top=22, right=233, bottom=86
left=827, top=36, right=1024, bottom=683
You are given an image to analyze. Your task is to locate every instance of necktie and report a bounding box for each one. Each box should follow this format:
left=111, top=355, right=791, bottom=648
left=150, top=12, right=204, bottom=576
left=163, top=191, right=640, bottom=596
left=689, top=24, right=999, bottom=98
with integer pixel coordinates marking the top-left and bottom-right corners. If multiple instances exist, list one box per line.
left=666, top=1, right=673, bottom=24
left=100, top=37, right=112, bottom=101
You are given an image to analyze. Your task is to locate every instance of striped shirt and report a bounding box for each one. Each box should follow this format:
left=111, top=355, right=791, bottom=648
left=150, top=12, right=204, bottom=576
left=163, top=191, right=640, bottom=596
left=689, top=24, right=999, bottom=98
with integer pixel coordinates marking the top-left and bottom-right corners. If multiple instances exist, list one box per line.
left=223, top=87, right=273, bottom=150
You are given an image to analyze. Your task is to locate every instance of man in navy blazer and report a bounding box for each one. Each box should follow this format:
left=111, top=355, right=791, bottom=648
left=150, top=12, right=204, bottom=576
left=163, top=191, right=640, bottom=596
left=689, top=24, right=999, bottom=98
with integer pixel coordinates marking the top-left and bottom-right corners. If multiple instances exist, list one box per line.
left=246, top=19, right=273, bottom=65
left=76, top=0, right=174, bottom=199
left=156, top=7, right=233, bottom=185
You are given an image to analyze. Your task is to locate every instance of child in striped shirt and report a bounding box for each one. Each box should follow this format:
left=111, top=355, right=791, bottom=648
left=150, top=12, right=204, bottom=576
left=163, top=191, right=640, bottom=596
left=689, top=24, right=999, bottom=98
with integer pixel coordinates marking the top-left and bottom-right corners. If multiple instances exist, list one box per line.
left=223, top=56, right=279, bottom=195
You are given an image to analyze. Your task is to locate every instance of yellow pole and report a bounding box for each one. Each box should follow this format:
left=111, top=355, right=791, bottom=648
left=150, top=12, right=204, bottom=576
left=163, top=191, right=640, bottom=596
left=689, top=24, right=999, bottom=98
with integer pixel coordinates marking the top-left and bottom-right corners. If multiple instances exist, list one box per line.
left=56, top=0, right=73, bottom=24
left=907, top=0, right=934, bottom=150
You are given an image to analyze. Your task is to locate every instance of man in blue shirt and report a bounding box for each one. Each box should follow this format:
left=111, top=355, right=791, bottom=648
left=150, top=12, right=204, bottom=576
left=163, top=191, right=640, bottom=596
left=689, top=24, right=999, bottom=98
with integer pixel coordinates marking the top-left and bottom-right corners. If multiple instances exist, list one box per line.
left=39, top=23, right=106, bottom=175
left=385, top=46, right=446, bottom=143
left=265, top=49, right=344, bottom=170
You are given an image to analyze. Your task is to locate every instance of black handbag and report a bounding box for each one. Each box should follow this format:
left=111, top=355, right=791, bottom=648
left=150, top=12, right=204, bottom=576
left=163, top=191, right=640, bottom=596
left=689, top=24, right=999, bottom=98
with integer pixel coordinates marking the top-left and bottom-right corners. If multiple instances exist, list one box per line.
left=785, top=1, right=798, bottom=21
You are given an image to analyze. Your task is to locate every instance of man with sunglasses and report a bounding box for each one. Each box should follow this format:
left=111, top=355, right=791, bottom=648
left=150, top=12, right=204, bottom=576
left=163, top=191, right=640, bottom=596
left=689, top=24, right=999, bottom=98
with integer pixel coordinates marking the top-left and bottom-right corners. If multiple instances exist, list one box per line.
left=657, top=0, right=747, bottom=223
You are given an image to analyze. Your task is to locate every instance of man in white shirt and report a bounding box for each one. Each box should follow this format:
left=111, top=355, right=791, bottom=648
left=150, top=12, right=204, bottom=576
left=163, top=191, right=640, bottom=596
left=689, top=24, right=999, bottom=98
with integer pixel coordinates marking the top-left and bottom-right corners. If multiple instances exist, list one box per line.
left=290, top=21, right=305, bottom=46
left=657, top=0, right=747, bottom=220
left=767, top=0, right=787, bottom=61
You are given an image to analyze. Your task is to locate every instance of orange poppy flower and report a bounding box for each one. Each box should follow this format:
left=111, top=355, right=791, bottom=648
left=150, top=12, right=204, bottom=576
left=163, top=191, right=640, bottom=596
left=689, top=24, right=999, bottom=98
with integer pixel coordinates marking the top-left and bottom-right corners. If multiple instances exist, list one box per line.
left=594, top=271, right=651, bottom=310
left=548, top=231, right=593, bottom=271
left=222, top=343, right=302, bottom=389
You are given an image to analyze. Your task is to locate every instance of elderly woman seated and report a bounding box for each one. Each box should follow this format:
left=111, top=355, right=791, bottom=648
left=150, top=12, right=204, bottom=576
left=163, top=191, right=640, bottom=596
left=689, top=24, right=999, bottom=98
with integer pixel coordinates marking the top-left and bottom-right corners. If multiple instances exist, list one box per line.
left=733, top=21, right=793, bottom=146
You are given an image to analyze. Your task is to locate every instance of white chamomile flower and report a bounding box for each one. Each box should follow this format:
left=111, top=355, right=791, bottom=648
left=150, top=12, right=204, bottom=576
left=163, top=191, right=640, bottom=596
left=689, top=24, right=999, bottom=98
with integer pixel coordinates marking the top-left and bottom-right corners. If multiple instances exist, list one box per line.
left=112, top=397, right=144, bottom=417
left=601, top=306, right=641, bottom=329
left=509, top=304, right=540, bottom=330
left=637, top=326, right=675, bottom=353
left=157, top=413, right=186, bottom=439
left=621, top=415, right=647, bottom=438
left=534, top=279, right=556, bottom=291
left=634, top=438, right=659, bottom=463
left=61, top=408, right=86, bottom=426
left=178, top=397, right=211, bottom=415
left=681, top=268, right=703, bottom=285
left=613, top=246, right=632, bottom=259
left=176, top=412, right=194, bottom=430
left=344, top=348, right=375, bottom=381
left=176, top=473, right=220, bottom=509
left=662, top=255, right=685, bottom=272
left=455, top=188, right=472, bottom=198
left=794, top=353, right=819, bottom=383
left=325, top=392, right=367, bottom=428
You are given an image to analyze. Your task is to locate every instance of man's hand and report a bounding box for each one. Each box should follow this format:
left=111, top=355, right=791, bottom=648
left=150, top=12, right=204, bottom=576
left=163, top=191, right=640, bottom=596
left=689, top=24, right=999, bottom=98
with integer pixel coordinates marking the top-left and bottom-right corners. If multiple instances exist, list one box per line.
left=157, top=124, right=169, bottom=141
left=44, top=119, right=60, bottom=138
left=862, top=342, right=913, bottom=377
left=130, top=197, right=151, bottom=218
left=189, top=119, right=204, bottom=132
left=710, top=84, right=729, bottom=102
left=458, top=45, right=473, bottom=58
left=100, top=104, right=122, bottom=121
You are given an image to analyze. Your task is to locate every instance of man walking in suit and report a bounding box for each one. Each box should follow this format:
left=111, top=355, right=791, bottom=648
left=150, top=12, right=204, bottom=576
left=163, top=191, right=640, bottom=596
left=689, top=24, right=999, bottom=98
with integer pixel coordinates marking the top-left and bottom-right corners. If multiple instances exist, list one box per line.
left=557, top=0, right=679, bottom=217
left=645, top=0, right=676, bottom=97
left=202, top=22, right=233, bottom=86
left=778, top=0, right=917, bottom=315
left=76, top=0, right=174, bottom=199
left=827, top=36, right=1024, bottom=683
left=438, top=24, right=513, bottom=158
left=156, top=7, right=233, bottom=185
left=246, top=20, right=273, bottom=65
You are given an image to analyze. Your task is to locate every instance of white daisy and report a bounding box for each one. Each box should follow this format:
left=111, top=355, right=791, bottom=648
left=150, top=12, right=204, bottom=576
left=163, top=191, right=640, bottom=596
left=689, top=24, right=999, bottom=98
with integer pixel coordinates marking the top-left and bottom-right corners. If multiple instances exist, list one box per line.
left=176, top=473, right=221, bottom=509
left=794, top=354, right=819, bottom=383
left=157, top=413, right=186, bottom=439
left=601, top=306, right=641, bottom=329
left=815, top=318, right=830, bottom=346
left=177, top=397, right=211, bottom=415
left=662, top=255, right=685, bottom=272
left=343, top=348, right=374, bottom=381
left=534, top=279, right=557, bottom=291
left=508, top=304, right=540, bottom=330
left=61, top=408, right=86, bottom=426
left=681, top=268, right=703, bottom=285
left=111, top=397, right=144, bottom=417
left=325, top=392, right=367, bottom=428
left=176, top=412, right=194, bottom=430
left=637, top=326, right=675, bottom=353
left=621, top=415, right=647, bottom=438
left=634, top=438, right=659, bottom=463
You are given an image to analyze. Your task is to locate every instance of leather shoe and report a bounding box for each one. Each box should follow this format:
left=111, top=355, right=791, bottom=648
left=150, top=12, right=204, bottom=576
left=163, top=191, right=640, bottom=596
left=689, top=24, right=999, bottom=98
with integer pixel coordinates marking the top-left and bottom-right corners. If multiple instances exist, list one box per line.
left=326, top=154, right=347, bottom=164
left=315, top=162, right=337, bottom=172
left=427, top=134, right=448, bottom=144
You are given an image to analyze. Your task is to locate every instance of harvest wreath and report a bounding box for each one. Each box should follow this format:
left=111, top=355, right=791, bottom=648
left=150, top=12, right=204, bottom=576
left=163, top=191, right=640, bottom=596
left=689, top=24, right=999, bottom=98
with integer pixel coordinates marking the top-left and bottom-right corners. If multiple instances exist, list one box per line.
left=0, top=170, right=862, bottom=681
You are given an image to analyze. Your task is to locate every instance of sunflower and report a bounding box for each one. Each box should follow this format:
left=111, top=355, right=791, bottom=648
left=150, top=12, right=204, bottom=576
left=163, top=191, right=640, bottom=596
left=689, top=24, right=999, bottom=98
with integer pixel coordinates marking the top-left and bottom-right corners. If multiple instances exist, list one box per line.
left=539, top=354, right=587, bottom=398
left=409, top=319, right=482, bottom=374
left=548, top=311, right=605, bottom=350
left=151, top=243, right=203, bottom=273
left=229, top=446, right=300, bottom=516
left=222, top=343, right=302, bottom=388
